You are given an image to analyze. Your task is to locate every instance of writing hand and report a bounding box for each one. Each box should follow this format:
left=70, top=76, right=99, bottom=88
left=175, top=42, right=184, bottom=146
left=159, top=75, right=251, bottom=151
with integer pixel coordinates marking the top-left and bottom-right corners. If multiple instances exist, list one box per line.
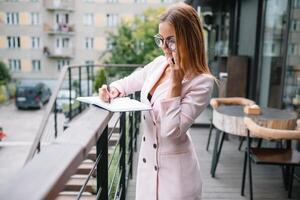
left=98, top=85, right=120, bottom=103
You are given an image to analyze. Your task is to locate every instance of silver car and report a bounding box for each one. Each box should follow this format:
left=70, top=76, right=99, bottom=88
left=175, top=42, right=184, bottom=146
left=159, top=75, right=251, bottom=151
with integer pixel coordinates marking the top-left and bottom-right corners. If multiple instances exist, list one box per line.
left=56, top=89, right=77, bottom=112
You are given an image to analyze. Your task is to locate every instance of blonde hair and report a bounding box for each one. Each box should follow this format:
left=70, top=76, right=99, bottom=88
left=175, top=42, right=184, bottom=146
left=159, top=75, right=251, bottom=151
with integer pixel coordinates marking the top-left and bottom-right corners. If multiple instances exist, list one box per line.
left=160, top=2, right=211, bottom=78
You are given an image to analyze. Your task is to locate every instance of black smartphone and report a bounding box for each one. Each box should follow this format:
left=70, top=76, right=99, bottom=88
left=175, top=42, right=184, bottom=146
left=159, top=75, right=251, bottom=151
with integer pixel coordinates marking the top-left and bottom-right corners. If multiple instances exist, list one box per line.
left=171, top=58, right=175, bottom=64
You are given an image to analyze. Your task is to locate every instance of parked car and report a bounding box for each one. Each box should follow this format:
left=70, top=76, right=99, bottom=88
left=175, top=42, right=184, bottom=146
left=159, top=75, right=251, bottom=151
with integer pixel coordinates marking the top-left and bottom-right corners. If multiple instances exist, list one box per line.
left=56, top=89, right=77, bottom=112
left=16, top=82, right=51, bottom=109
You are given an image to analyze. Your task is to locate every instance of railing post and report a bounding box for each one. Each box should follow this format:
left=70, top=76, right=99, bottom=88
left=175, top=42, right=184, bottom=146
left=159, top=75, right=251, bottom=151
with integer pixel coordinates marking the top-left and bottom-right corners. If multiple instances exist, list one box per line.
left=91, top=64, right=94, bottom=92
left=120, top=112, right=126, bottom=200
left=128, top=111, right=133, bottom=179
left=87, top=66, right=90, bottom=96
left=68, top=67, right=72, bottom=120
left=97, top=126, right=108, bottom=200
left=79, top=67, right=82, bottom=113
left=54, top=100, right=58, bottom=138
left=134, top=92, right=141, bottom=152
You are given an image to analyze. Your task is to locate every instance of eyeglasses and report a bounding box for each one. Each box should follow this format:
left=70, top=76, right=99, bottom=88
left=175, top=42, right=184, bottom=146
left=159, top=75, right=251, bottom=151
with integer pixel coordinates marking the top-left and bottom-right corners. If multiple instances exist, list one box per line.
left=153, top=34, right=176, bottom=52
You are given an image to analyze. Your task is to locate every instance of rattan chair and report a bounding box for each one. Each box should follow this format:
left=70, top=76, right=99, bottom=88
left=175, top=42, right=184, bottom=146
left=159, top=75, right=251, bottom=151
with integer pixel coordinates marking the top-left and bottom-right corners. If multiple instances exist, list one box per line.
left=241, top=117, right=300, bottom=200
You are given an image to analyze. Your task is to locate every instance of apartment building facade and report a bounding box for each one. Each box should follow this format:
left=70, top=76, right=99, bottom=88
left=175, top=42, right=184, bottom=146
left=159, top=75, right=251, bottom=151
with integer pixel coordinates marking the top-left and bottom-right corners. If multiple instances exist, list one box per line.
left=0, top=0, right=174, bottom=82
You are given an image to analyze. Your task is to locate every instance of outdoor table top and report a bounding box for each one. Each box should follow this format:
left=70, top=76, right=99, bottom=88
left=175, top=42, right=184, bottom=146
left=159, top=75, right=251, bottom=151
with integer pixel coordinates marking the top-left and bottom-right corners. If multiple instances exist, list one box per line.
left=213, top=105, right=298, bottom=136
left=216, top=105, right=298, bottom=121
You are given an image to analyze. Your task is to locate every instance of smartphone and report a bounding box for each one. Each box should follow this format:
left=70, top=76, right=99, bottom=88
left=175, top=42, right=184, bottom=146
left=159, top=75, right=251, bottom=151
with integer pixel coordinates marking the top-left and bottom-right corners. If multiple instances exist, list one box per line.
left=171, top=58, right=175, bottom=64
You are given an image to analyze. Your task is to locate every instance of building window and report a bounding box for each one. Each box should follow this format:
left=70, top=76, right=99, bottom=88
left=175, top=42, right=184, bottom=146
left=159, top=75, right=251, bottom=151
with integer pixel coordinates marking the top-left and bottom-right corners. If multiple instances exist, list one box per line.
left=57, top=59, right=70, bottom=71
left=55, top=13, right=70, bottom=32
left=32, top=60, right=41, bottom=72
left=271, top=43, right=276, bottom=54
left=6, top=12, right=19, bottom=25
left=134, top=0, right=146, bottom=3
left=291, top=19, right=300, bottom=31
left=106, top=38, right=113, bottom=50
left=106, top=14, right=119, bottom=27
left=56, top=37, right=70, bottom=48
left=8, top=59, right=21, bottom=72
left=85, top=37, right=94, bottom=49
left=7, top=36, right=20, bottom=48
left=83, top=13, right=94, bottom=26
left=55, top=13, right=69, bottom=25
left=288, top=43, right=297, bottom=55
left=31, top=37, right=40, bottom=49
left=107, top=0, right=118, bottom=3
left=30, top=12, right=40, bottom=25
left=294, top=0, right=300, bottom=8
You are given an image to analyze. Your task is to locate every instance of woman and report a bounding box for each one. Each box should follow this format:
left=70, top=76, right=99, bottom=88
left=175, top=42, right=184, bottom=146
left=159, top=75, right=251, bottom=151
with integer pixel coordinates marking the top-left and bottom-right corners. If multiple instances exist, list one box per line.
left=99, top=2, right=214, bottom=199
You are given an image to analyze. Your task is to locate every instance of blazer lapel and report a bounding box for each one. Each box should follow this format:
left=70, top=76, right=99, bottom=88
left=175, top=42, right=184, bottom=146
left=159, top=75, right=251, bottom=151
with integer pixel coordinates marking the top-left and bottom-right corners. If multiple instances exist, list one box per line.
left=144, top=59, right=168, bottom=105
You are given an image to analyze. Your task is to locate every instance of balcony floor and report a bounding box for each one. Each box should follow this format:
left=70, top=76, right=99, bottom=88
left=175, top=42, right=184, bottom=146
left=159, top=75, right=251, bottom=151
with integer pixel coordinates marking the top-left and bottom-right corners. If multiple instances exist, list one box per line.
left=126, top=126, right=300, bottom=200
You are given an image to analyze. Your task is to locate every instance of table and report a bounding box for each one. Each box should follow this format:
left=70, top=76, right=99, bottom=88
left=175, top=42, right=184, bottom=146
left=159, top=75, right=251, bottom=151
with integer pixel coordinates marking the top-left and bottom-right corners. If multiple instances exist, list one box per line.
left=210, top=105, right=297, bottom=177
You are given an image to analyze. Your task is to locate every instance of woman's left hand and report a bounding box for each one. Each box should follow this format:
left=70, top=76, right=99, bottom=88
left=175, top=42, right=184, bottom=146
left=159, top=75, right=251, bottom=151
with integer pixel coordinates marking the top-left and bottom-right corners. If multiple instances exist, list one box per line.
left=166, top=57, right=184, bottom=98
left=168, top=57, right=184, bottom=84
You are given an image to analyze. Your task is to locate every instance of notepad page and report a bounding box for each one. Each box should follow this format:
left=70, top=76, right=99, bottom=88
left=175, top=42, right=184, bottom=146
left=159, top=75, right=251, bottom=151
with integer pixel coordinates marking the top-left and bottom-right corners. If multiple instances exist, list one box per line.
left=76, top=96, right=152, bottom=112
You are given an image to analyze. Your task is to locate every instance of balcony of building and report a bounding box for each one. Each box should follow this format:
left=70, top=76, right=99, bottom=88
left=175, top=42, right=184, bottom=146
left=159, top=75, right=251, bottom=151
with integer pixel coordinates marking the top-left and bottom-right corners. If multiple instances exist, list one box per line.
left=43, top=0, right=75, bottom=12
left=43, top=46, right=75, bottom=59
left=44, top=23, right=75, bottom=36
left=0, top=63, right=299, bottom=200
left=1, top=0, right=300, bottom=198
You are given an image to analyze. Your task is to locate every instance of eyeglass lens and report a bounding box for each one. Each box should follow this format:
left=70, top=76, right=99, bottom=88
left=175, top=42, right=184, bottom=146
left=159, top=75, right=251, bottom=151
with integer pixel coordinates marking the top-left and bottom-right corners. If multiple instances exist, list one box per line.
left=154, top=36, right=176, bottom=51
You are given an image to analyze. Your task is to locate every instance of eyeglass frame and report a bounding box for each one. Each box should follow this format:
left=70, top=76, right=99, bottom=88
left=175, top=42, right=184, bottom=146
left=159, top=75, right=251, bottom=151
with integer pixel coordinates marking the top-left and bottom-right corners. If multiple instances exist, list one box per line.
left=153, top=34, right=176, bottom=52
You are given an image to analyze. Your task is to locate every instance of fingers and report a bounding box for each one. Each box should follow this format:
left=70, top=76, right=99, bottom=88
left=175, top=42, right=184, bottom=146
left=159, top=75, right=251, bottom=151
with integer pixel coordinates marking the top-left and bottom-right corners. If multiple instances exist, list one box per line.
left=110, top=87, right=120, bottom=98
left=98, top=84, right=110, bottom=102
left=167, top=57, right=180, bottom=70
left=98, top=85, right=120, bottom=102
left=167, top=57, right=174, bottom=66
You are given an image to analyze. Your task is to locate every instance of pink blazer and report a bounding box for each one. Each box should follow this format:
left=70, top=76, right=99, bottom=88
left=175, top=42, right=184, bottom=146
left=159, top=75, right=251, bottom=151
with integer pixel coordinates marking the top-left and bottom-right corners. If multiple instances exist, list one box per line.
left=111, top=56, right=214, bottom=200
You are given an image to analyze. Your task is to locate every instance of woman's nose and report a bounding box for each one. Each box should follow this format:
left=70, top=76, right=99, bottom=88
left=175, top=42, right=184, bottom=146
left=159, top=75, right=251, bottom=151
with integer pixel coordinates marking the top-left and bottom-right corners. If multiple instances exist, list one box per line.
left=162, top=44, right=171, bottom=53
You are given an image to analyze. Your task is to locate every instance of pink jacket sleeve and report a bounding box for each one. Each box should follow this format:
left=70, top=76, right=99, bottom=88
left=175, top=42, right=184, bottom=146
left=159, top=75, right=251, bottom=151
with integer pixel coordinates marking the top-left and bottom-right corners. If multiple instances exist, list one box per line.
left=110, top=56, right=163, bottom=96
left=159, top=75, right=214, bottom=138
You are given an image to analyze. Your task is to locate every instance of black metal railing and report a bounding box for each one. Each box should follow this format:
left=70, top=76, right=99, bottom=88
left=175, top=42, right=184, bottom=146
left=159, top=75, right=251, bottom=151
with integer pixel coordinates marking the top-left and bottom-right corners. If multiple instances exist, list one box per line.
left=76, top=92, right=141, bottom=200
left=0, top=106, right=112, bottom=199
left=0, top=101, right=141, bottom=199
left=17, top=63, right=142, bottom=200
left=25, top=63, right=141, bottom=164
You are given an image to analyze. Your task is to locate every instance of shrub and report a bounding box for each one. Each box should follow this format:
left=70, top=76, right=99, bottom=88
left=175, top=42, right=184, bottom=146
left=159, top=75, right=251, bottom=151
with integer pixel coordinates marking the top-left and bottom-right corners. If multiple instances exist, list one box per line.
left=94, top=68, right=107, bottom=93
left=0, top=85, right=8, bottom=103
left=0, top=61, right=10, bottom=85
left=7, top=83, right=16, bottom=98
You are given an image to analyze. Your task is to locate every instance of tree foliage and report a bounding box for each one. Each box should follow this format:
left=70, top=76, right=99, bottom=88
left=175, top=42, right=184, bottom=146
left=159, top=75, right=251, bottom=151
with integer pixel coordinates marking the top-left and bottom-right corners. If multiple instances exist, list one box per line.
left=0, top=61, right=11, bottom=85
left=104, top=7, right=165, bottom=65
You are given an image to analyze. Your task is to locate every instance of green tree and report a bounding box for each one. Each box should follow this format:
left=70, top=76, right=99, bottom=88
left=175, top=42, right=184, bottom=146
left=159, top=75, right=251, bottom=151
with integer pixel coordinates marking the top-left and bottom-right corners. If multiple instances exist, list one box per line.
left=104, top=7, right=165, bottom=75
left=93, top=68, right=107, bottom=93
left=0, top=61, right=11, bottom=85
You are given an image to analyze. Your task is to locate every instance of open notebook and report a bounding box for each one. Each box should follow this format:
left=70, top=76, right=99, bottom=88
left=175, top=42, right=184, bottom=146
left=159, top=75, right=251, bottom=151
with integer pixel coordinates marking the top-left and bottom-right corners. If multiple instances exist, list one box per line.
left=76, top=96, right=152, bottom=112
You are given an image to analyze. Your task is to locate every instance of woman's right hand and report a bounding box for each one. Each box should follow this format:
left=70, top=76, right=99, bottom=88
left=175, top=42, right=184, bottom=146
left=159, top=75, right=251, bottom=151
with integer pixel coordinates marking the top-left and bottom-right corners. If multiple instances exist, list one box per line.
left=98, top=84, right=120, bottom=102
